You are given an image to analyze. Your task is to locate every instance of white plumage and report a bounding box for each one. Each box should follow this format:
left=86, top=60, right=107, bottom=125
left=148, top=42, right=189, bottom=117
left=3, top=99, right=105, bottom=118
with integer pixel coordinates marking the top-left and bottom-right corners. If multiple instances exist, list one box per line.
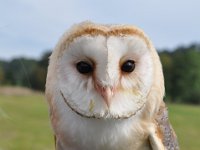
left=45, top=21, right=179, bottom=150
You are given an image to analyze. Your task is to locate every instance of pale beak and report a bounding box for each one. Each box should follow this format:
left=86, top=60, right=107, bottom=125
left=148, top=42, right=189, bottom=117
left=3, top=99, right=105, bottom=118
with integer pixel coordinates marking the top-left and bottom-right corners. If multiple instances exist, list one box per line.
left=95, top=84, right=115, bottom=107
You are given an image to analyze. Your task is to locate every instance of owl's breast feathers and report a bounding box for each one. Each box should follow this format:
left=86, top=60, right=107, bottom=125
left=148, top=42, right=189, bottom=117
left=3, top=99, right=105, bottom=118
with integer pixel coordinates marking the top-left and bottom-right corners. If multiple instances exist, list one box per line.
left=53, top=102, right=180, bottom=150
left=153, top=102, right=179, bottom=150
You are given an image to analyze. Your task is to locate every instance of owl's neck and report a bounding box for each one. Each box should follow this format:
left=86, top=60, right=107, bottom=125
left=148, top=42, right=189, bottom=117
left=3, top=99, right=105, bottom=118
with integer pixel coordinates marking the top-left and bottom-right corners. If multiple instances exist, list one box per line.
left=56, top=107, right=151, bottom=150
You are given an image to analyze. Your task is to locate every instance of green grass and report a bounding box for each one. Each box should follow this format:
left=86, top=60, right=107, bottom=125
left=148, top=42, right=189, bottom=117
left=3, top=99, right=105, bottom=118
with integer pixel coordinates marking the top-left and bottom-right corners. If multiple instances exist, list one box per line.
left=0, top=94, right=54, bottom=150
left=168, top=103, right=200, bottom=150
left=0, top=94, right=199, bottom=150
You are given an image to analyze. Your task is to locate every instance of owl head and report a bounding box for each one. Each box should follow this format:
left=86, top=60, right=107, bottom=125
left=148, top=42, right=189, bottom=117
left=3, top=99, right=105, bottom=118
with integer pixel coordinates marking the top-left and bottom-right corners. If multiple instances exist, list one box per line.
left=46, top=22, right=164, bottom=121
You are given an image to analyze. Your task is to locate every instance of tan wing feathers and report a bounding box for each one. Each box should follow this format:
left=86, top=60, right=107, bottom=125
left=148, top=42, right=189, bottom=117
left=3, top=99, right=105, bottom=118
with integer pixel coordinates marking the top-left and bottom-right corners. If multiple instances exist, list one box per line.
left=154, top=102, right=179, bottom=150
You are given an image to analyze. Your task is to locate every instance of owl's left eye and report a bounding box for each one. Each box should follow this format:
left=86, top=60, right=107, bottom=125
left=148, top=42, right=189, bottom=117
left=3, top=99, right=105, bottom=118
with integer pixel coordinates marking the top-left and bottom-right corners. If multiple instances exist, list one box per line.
left=121, top=60, right=135, bottom=73
left=76, top=61, right=93, bottom=74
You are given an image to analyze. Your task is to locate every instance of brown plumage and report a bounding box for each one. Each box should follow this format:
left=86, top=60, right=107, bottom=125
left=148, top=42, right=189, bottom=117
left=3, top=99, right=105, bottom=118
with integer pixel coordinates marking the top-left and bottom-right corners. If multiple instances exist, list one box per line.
left=154, top=102, right=179, bottom=149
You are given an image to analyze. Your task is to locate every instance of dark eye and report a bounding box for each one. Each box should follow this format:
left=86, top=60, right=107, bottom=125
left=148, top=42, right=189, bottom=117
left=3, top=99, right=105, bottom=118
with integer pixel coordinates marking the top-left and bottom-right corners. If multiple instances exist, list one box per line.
left=121, top=60, right=135, bottom=73
left=76, top=61, right=93, bottom=74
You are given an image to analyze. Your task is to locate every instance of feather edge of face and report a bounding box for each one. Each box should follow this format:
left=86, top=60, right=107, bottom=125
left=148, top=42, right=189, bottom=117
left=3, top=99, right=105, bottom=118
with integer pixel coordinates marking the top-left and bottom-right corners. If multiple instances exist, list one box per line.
left=45, top=21, right=165, bottom=120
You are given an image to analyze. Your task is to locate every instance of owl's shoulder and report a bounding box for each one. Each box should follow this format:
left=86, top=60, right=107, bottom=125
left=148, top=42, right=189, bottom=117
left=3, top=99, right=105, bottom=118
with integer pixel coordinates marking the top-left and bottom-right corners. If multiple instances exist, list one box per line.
left=150, top=102, right=179, bottom=150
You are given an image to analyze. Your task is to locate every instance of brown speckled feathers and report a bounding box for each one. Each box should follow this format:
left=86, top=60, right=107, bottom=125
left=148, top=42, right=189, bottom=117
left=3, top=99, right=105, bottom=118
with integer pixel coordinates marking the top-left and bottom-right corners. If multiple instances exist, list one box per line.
left=155, top=102, right=179, bottom=150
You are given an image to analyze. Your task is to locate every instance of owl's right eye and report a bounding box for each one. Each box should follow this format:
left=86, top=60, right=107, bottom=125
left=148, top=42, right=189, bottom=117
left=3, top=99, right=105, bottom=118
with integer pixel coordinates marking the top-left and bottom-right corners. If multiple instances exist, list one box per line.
left=76, top=61, right=93, bottom=74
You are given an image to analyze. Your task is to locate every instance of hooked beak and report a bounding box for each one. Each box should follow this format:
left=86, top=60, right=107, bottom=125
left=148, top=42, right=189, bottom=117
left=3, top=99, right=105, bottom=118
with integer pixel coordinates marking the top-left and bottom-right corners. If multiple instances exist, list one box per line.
left=95, top=84, right=115, bottom=107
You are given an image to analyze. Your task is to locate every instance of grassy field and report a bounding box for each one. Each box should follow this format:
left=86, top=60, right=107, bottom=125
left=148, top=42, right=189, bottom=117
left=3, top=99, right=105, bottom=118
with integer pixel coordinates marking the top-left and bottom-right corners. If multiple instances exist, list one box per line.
left=168, top=103, right=200, bottom=150
left=0, top=93, right=200, bottom=150
left=0, top=94, right=54, bottom=150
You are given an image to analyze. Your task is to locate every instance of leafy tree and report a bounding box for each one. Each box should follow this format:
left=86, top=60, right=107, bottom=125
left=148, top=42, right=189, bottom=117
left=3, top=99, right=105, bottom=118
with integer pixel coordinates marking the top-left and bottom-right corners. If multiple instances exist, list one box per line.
left=0, top=65, right=4, bottom=84
left=159, top=51, right=173, bottom=101
left=3, top=58, right=37, bottom=87
left=160, top=44, right=200, bottom=104
left=29, top=51, right=51, bottom=91
left=171, top=48, right=200, bottom=104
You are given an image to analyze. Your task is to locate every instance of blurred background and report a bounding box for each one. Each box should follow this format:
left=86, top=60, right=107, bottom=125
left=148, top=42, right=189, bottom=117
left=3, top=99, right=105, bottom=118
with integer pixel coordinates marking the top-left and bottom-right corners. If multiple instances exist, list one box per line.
left=0, top=0, right=200, bottom=149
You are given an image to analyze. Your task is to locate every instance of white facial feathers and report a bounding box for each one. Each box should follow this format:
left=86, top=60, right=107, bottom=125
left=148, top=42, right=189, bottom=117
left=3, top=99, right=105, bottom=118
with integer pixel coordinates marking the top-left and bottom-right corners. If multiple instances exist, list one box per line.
left=56, top=34, right=153, bottom=119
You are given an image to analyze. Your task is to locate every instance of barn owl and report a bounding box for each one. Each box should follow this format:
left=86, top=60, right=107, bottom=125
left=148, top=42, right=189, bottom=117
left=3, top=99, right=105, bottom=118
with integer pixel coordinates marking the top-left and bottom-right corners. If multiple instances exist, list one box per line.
left=45, top=21, right=179, bottom=150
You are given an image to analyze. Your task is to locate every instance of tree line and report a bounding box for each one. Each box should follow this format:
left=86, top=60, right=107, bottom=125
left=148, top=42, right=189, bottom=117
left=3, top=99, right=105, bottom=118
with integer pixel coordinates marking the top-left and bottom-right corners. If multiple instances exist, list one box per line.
left=0, top=44, right=200, bottom=104
left=0, top=52, right=50, bottom=91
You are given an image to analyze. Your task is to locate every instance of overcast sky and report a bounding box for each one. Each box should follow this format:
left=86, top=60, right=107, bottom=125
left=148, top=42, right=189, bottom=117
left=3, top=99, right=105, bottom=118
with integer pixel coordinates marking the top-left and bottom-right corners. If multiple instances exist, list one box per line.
left=0, top=0, right=199, bottom=60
